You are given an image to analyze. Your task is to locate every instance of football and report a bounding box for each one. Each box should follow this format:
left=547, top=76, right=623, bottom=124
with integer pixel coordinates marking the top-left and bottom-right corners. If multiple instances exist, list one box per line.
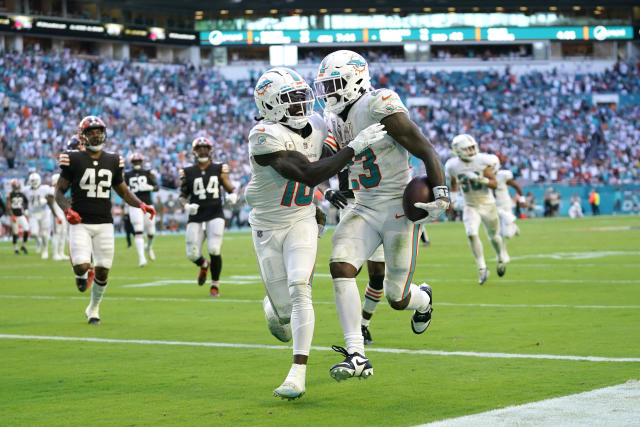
left=402, top=175, right=434, bottom=222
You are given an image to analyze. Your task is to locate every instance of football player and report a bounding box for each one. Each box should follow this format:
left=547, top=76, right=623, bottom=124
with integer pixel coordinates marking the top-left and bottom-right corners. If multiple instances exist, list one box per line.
left=324, top=169, right=385, bottom=346
left=25, top=172, right=62, bottom=259
left=7, top=179, right=30, bottom=254
left=495, top=169, right=523, bottom=239
left=179, top=137, right=237, bottom=297
left=124, top=153, right=159, bottom=266
left=315, top=50, right=449, bottom=381
left=247, top=67, right=386, bottom=400
left=445, top=134, right=510, bottom=284
left=55, top=115, right=155, bottom=325
left=50, top=173, right=68, bottom=260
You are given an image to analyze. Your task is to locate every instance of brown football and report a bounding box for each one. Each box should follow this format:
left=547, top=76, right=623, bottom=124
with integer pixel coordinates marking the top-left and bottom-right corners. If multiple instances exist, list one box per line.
left=402, top=175, right=434, bottom=222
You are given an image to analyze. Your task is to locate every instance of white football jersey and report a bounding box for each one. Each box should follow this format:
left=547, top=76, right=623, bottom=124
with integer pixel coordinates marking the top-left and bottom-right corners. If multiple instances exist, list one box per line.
left=25, top=185, right=54, bottom=214
left=445, top=153, right=500, bottom=207
left=494, top=169, right=514, bottom=210
left=245, top=113, right=327, bottom=230
left=342, top=88, right=411, bottom=206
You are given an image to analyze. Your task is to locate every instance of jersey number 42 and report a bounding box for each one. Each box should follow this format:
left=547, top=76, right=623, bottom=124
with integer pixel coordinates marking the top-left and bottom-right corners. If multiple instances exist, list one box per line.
left=80, top=168, right=112, bottom=198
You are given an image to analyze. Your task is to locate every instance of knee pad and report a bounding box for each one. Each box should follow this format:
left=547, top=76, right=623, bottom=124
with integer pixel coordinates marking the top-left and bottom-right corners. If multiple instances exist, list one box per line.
left=186, top=245, right=201, bottom=262
left=207, top=242, right=221, bottom=256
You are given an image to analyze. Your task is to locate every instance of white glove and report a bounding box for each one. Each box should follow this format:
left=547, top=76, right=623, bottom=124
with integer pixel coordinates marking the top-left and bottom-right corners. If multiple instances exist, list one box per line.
left=464, top=171, right=489, bottom=185
left=184, top=203, right=199, bottom=215
left=226, top=193, right=238, bottom=204
left=139, top=183, right=155, bottom=192
left=324, top=111, right=349, bottom=149
left=413, top=199, right=450, bottom=224
left=347, top=123, right=387, bottom=155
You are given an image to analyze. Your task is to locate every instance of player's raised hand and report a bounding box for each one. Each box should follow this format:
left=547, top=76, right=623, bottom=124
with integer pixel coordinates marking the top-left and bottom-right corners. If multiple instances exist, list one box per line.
left=347, top=123, right=386, bottom=155
left=413, top=199, right=449, bottom=224
left=139, top=202, right=156, bottom=220
left=324, top=189, right=348, bottom=209
left=226, top=193, right=238, bottom=204
left=64, top=208, right=82, bottom=225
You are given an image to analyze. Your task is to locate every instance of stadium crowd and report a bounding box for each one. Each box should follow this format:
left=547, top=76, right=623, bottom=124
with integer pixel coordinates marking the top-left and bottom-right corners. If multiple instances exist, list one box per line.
left=1, top=49, right=639, bottom=195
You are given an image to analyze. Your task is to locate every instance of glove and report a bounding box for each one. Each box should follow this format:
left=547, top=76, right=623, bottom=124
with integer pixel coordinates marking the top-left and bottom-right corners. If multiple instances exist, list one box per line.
left=65, top=208, right=82, bottom=225
left=347, top=123, right=387, bottom=155
left=139, top=202, right=156, bottom=220
left=465, top=171, right=489, bottom=185
left=413, top=199, right=450, bottom=224
left=315, top=206, right=327, bottom=238
left=139, top=183, right=155, bottom=192
left=185, top=203, right=199, bottom=216
left=226, top=193, right=238, bottom=204
left=324, top=189, right=348, bottom=209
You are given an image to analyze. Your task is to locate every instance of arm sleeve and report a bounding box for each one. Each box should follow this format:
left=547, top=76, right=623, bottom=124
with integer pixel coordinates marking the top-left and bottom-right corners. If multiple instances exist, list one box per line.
left=59, top=152, right=73, bottom=181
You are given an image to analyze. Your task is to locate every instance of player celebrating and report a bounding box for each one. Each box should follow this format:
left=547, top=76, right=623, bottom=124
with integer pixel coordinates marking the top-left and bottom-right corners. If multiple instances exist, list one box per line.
left=55, top=115, right=155, bottom=325
left=124, top=153, right=159, bottom=267
left=495, top=169, right=523, bottom=239
left=7, top=179, right=30, bottom=254
left=179, top=136, right=237, bottom=297
left=314, top=50, right=449, bottom=381
left=445, top=134, right=509, bottom=284
left=248, top=67, right=386, bottom=400
left=25, top=172, right=62, bottom=259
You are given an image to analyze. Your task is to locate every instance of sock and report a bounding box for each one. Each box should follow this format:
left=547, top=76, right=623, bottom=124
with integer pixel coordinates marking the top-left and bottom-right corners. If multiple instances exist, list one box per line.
left=146, top=235, right=154, bottom=249
left=404, top=283, right=431, bottom=312
left=289, top=283, right=314, bottom=358
left=134, top=234, right=145, bottom=263
left=13, top=235, right=18, bottom=245
left=209, top=254, right=222, bottom=281
left=284, top=363, right=307, bottom=388
left=362, top=283, right=383, bottom=323
left=333, top=277, right=364, bottom=355
left=468, top=235, right=486, bottom=270
left=23, top=233, right=28, bottom=243
left=88, top=278, right=108, bottom=316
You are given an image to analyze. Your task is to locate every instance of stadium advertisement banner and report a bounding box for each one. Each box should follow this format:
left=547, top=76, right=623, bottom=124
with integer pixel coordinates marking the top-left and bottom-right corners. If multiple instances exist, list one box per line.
left=0, top=14, right=197, bottom=45
left=199, top=25, right=633, bottom=45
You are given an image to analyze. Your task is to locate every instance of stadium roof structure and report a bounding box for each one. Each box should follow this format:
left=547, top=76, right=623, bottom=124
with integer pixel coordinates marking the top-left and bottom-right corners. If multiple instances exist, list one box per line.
left=96, top=0, right=639, bottom=15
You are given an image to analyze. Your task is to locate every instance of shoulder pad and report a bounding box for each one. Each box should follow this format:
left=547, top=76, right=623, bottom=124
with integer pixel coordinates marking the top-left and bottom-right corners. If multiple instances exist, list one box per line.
left=249, top=122, right=286, bottom=156
left=369, top=89, right=408, bottom=119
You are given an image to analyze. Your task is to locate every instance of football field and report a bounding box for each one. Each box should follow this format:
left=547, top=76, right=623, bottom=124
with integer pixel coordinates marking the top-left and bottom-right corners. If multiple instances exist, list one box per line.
left=1, top=215, right=639, bottom=425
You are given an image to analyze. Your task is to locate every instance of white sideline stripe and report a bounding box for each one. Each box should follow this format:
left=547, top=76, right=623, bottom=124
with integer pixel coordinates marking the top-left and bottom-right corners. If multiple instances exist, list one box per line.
left=1, top=334, right=639, bottom=363
left=1, top=295, right=640, bottom=309
left=420, top=380, right=640, bottom=427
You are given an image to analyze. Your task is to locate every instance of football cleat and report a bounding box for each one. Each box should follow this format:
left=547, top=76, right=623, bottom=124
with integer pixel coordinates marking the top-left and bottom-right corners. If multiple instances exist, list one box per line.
left=41, top=251, right=49, bottom=260
left=361, top=325, right=373, bottom=345
left=76, top=278, right=88, bottom=292
left=147, top=247, right=156, bottom=261
left=21, top=246, right=28, bottom=254
left=15, top=249, right=19, bottom=255
left=197, top=260, right=209, bottom=286
left=263, top=296, right=292, bottom=342
left=209, top=284, right=219, bottom=298
left=273, top=382, right=305, bottom=400
left=411, top=283, right=433, bottom=334
left=478, top=268, right=489, bottom=285
left=85, top=305, right=100, bottom=325
left=139, top=260, right=147, bottom=268
left=497, top=262, right=506, bottom=277
left=329, top=345, right=373, bottom=382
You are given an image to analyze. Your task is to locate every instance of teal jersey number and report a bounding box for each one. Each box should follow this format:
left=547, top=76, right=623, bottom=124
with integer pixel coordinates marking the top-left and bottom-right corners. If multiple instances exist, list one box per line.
left=281, top=181, right=313, bottom=207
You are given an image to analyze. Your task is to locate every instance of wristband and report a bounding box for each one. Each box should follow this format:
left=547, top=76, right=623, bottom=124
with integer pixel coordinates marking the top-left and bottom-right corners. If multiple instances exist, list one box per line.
left=432, top=186, right=450, bottom=200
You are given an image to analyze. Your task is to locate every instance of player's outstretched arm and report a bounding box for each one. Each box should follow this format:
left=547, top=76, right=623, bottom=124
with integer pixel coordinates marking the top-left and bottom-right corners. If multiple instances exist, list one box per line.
left=507, top=178, right=523, bottom=196
left=381, top=112, right=447, bottom=192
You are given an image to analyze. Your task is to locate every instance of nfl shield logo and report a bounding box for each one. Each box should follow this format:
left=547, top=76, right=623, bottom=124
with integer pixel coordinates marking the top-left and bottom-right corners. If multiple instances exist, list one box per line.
left=257, top=230, right=263, bottom=238
left=303, top=142, right=308, bottom=149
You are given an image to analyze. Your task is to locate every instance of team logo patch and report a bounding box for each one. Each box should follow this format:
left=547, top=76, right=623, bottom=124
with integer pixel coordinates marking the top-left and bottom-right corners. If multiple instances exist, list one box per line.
left=257, top=230, right=263, bottom=238
left=303, top=142, right=308, bottom=149
left=255, top=79, right=273, bottom=95
left=347, top=57, right=367, bottom=73
left=385, top=104, right=395, bottom=112
left=257, top=135, right=267, bottom=145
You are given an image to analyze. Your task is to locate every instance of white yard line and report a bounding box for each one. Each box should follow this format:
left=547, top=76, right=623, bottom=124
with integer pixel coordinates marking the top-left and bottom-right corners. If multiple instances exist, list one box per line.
left=420, top=380, right=640, bottom=427
left=1, top=294, right=640, bottom=309
left=1, top=334, right=639, bottom=363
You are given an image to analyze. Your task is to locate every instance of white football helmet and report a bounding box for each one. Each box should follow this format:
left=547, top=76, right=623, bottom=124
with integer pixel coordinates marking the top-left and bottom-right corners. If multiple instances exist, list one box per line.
left=28, top=172, right=41, bottom=189
left=314, top=50, right=371, bottom=114
left=254, top=67, right=315, bottom=130
left=452, top=134, right=478, bottom=162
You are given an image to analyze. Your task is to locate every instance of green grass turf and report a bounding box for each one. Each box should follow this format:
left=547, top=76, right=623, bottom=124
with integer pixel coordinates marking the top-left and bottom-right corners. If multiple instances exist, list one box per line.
left=1, top=215, right=639, bottom=425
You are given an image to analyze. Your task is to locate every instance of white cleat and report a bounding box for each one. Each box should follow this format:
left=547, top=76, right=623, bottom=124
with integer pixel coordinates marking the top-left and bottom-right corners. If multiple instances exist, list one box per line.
left=497, top=262, right=506, bottom=277
left=478, top=268, right=489, bottom=285
left=263, top=296, right=291, bottom=342
left=41, top=251, right=49, bottom=260
left=85, top=305, right=100, bottom=325
left=53, top=254, right=63, bottom=261
left=139, top=259, right=147, bottom=268
left=273, top=381, right=305, bottom=400
left=329, top=345, right=373, bottom=382
left=147, top=248, right=156, bottom=261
